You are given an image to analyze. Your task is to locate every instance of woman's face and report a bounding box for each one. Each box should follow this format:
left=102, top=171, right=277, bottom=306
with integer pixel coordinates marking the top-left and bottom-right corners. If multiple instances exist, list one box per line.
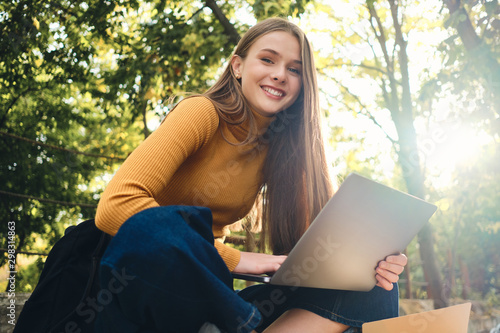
left=231, top=31, right=303, bottom=117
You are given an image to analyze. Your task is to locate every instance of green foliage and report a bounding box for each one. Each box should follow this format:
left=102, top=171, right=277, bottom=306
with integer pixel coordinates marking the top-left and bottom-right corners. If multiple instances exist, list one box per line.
left=0, top=0, right=143, bottom=272
left=15, top=257, right=46, bottom=293
left=431, top=145, right=500, bottom=298
left=1, top=0, right=498, bottom=303
left=421, top=1, right=500, bottom=300
left=0, top=0, right=310, bottom=290
left=310, top=0, right=500, bottom=302
left=437, top=0, right=500, bottom=133
left=252, top=0, right=313, bottom=19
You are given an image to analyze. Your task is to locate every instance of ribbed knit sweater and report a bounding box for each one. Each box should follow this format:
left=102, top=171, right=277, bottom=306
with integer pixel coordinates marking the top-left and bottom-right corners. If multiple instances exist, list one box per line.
left=95, top=96, right=275, bottom=271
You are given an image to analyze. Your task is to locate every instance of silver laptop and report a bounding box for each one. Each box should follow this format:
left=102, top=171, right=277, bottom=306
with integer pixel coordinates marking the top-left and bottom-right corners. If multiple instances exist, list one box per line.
left=232, top=173, right=437, bottom=291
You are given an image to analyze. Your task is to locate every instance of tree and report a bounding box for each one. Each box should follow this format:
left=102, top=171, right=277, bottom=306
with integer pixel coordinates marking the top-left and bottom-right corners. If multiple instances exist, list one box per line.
left=368, top=0, right=447, bottom=308
left=421, top=0, right=500, bottom=302
left=434, top=146, right=500, bottom=300
left=0, top=0, right=311, bottom=290
left=439, top=0, right=500, bottom=136
left=314, top=0, right=449, bottom=307
left=0, top=0, right=143, bottom=278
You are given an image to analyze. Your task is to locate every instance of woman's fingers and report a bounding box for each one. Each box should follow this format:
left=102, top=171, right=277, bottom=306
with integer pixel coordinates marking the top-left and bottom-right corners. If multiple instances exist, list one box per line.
left=375, top=264, right=400, bottom=290
left=378, top=259, right=405, bottom=275
left=375, top=273, right=395, bottom=291
left=385, top=253, right=408, bottom=267
left=375, top=253, right=408, bottom=291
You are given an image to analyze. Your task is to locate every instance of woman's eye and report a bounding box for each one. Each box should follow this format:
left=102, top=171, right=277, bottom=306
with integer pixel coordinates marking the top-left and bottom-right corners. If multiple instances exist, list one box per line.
left=261, top=58, right=273, bottom=64
left=288, top=68, right=301, bottom=75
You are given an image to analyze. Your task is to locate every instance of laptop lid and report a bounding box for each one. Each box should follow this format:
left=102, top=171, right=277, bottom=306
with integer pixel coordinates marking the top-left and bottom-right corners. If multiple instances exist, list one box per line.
left=362, top=302, right=471, bottom=333
left=269, top=173, right=437, bottom=291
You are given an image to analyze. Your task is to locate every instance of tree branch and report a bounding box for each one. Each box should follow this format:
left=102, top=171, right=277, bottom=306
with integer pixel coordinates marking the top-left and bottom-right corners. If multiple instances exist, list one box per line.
left=389, top=0, right=412, bottom=127
left=0, top=87, right=38, bottom=128
left=319, top=77, right=398, bottom=146
left=366, top=2, right=393, bottom=74
left=443, top=0, right=482, bottom=50
left=329, top=61, right=388, bottom=75
left=188, top=6, right=205, bottom=22
left=366, top=2, right=400, bottom=117
left=204, top=0, right=240, bottom=46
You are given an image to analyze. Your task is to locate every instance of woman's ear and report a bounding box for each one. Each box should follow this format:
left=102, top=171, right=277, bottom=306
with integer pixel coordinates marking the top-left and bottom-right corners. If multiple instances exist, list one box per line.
left=231, top=55, right=243, bottom=79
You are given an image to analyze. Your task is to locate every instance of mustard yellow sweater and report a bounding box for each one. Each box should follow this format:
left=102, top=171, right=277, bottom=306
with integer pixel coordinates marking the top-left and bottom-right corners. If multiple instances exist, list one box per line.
left=95, top=96, right=275, bottom=271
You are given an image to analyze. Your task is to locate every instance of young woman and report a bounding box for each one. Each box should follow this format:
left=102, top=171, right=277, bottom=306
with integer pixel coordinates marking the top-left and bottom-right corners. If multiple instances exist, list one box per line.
left=94, top=17, right=407, bottom=333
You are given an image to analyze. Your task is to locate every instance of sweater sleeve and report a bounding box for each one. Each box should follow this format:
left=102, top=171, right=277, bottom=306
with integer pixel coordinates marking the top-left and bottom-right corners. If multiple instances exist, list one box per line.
left=214, top=240, right=241, bottom=272
left=95, top=96, right=219, bottom=234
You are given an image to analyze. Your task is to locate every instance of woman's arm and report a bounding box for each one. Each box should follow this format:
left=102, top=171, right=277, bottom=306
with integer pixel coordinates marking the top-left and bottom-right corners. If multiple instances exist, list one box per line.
left=233, top=252, right=287, bottom=274
left=95, top=97, right=220, bottom=235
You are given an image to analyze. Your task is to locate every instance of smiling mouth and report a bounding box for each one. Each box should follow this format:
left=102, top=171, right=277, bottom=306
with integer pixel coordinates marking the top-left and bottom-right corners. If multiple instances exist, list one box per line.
left=262, top=86, right=285, bottom=97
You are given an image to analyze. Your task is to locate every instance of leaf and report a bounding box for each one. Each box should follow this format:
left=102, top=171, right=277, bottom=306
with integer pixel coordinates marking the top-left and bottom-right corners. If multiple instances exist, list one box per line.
left=484, top=0, right=499, bottom=16
left=33, top=17, right=40, bottom=30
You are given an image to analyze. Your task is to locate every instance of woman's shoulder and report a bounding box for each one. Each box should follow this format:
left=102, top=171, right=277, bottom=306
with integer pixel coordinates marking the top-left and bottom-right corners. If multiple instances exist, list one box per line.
left=163, top=95, right=220, bottom=137
left=175, top=96, right=219, bottom=123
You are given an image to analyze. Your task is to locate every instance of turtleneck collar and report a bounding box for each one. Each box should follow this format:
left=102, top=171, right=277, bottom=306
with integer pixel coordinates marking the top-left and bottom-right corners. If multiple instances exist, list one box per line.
left=251, top=108, right=277, bottom=132
left=224, top=108, right=277, bottom=143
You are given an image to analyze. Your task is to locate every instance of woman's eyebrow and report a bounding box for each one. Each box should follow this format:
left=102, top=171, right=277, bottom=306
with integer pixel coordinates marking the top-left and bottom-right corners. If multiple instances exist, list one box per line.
left=259, top=48, right=302, bottom=65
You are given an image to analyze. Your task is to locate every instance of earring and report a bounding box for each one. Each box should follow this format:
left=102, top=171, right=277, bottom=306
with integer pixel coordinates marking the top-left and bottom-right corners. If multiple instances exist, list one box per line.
left=235, top=74, right=240, bottom=79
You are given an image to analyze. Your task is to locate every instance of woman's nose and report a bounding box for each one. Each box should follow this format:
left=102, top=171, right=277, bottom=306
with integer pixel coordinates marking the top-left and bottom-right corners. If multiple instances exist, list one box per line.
left=272, top=67, right=286, bottom=83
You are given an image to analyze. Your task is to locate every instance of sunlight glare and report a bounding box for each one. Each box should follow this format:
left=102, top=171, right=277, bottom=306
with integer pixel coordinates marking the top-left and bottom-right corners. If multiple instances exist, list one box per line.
left=424, top=123, right=492, bottom=186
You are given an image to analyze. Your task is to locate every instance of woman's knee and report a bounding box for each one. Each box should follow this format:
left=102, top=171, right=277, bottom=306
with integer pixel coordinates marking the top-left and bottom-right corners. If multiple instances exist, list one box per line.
left=263, top=308, right=350, bottom=333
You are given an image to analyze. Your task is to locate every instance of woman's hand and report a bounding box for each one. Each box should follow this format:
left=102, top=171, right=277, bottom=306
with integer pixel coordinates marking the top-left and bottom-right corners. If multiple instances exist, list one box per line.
left=233, top=252, right=287, bottom=275
left=375, top=253, right=408, bottom=291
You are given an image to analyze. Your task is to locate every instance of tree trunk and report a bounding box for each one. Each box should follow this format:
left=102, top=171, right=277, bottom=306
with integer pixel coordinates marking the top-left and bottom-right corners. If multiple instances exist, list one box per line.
left=395, top=132, right=448, bottom=308
left=403, top=249, right=412, bottom=298
left=443, top=0, right=500, bottom=128
left=459, top=256, right=471, bottom=299
left=443, top=0, right=481, bottom=50
left=383, top=0, right=448, bottom=308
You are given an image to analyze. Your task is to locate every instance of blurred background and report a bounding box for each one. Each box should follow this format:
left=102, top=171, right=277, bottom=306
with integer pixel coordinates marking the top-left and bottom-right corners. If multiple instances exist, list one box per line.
left=0, top=0, right=499, bottom=328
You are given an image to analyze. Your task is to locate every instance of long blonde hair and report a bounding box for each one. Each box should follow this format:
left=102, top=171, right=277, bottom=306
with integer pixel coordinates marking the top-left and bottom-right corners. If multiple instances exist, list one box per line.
left=204, top=17, right=333, bottom=254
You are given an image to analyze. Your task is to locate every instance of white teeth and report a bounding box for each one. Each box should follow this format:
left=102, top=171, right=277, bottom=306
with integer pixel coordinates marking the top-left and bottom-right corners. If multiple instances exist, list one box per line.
left=262, top=86, right=283, bottom=97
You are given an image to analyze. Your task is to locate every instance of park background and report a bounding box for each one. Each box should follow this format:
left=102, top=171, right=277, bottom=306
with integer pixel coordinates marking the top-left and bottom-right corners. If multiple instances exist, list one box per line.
left=0, top=0, right=499, bottom=330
